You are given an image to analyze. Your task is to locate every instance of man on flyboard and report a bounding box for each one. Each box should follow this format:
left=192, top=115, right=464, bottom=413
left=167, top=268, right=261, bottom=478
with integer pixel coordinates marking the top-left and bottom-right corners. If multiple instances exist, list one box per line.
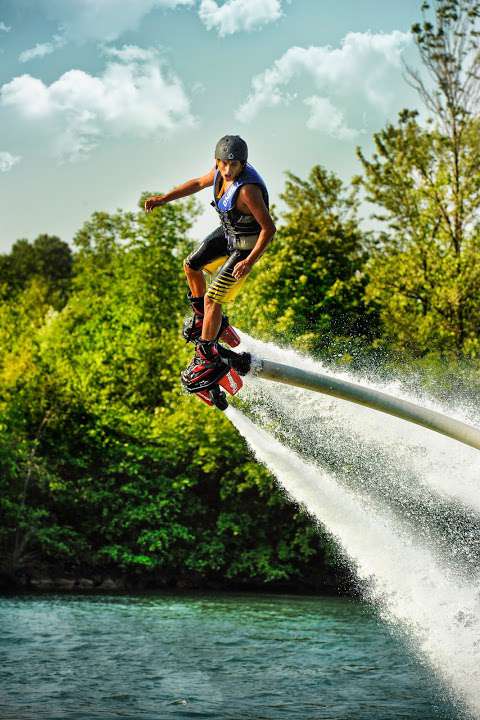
left=145, top=135, right=276, bottom=405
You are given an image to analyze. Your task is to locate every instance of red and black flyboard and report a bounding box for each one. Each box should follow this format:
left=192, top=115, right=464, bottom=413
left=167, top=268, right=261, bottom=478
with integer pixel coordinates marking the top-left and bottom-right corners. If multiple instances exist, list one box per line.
left=181, top=316, right=251, bottom=410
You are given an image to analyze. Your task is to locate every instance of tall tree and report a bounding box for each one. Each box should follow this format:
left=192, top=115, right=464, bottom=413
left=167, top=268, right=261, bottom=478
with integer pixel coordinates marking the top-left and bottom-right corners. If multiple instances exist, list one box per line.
left=232, top=165, right=376, bottom=355
left=408, top=0, right=480, bottom=257
left=0, top=197, right=340, bottom=589
left=0, top=234, right=72, bottom=307
left=357, top=0, right=480, bottom=356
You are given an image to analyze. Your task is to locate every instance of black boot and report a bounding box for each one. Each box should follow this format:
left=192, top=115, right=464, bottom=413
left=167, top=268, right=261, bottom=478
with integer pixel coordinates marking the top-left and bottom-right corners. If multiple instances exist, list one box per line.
left=216, top=344, right=252, bottom=376
left=189, top=292, right=205, bottom=317
left=183, top=292, right=240, bottom=348
left=182, top=292, right=205, bottom=343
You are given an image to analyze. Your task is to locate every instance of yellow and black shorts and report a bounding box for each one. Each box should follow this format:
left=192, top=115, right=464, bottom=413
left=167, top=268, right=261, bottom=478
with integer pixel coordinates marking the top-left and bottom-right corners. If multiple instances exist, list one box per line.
left=185, top=226, right=250, bottom=304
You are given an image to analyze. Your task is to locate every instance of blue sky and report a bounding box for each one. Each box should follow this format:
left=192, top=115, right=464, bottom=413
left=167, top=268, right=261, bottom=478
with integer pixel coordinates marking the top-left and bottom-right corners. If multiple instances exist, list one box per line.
left=0, top=0, right=423, bottom=252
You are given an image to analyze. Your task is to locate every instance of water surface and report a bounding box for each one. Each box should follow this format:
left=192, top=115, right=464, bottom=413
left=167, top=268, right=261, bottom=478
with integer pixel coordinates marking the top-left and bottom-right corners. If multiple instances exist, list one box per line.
left=0, top=593, right=457, bottom=719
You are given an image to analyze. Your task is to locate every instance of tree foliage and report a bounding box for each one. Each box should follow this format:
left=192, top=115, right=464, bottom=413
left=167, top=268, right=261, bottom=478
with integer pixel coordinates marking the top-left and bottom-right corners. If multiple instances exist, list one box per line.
left=0, top=234, right=72, bottom=307
left=0, top=197, right=340, bottom=591
left=232, top=165, right=377, bottom=356
left=3, top=0, right=480, bottom=588
left=357, top=111, right=480, bottom=356
left=357, top=0, right=480, bottom=357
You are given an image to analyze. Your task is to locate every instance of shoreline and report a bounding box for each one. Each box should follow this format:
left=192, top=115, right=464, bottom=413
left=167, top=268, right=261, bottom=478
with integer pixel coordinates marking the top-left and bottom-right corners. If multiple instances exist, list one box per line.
left=0, top=571, right=352, bottom=597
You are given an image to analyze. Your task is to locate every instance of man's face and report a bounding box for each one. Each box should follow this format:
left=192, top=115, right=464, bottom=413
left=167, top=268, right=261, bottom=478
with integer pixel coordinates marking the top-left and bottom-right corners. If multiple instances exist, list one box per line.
left=216, top=158, right=243, bottom=182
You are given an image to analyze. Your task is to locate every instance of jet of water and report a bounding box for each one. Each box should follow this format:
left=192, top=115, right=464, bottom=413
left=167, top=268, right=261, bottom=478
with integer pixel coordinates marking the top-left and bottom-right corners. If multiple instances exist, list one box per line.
left=238, top=331, right=480, bottom=516
left=227, top=406, right=480, bottom=718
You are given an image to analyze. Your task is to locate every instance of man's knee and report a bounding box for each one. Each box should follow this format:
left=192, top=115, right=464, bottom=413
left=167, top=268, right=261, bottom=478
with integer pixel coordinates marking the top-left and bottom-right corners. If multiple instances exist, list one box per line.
left=184, top=257, right=198, bottom=275
left=205, top=295, right=221, bottom=312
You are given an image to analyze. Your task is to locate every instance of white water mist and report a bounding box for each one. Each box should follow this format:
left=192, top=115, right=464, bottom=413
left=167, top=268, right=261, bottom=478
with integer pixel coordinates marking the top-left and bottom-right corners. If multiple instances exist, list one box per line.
left=239, top=332, right=480, bottom=516
left=225, top=333, right=480, bottom=717
left=227, top=407, right=480, bottom=718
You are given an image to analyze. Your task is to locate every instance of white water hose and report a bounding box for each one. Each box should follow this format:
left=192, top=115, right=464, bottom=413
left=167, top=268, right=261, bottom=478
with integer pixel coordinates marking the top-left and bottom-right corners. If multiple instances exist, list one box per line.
left=253, top=359, right=480, bottom=452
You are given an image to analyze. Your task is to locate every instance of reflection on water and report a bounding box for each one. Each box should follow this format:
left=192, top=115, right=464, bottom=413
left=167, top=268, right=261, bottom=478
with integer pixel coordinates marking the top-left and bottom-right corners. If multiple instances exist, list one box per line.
left=0, top=593, right=457, bottom=720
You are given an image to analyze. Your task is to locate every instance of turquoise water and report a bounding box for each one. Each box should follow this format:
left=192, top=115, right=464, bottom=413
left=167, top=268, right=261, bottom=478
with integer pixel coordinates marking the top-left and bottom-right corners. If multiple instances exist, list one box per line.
left=0, top=593, right=458, bottom=720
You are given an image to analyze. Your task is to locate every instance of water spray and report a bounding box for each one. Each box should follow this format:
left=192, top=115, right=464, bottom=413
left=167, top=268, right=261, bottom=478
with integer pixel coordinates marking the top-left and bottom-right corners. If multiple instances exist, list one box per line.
left=250, top=357, right=480, bottom=452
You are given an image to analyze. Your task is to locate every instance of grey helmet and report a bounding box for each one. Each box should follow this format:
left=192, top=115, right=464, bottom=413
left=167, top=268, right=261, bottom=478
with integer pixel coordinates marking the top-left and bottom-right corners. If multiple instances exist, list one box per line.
left=215, top=135, right=248, bottom=164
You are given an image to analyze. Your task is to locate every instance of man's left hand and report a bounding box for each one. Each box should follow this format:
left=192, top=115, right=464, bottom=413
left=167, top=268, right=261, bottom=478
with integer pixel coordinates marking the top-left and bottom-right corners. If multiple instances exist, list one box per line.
left=232, top=259, right=253, bottom=280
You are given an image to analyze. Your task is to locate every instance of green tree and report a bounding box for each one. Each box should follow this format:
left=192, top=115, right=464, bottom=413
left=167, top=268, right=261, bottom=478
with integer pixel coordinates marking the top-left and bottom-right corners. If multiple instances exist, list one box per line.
left=40, top=198, right=199, bottom=416
left=232, top=165, right=376, bottom=356
left=357, top=0, right=480, bottom=357
left=0, top=235, right=72, bottom=307
left=0, top=196, right=341, bottom=590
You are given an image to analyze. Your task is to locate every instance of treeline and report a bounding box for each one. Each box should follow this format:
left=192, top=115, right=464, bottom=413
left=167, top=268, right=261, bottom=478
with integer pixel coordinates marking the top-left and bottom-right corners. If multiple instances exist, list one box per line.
left=1, top=0, right=480, bottom=591
left=0, top=202, right=344, bottom=591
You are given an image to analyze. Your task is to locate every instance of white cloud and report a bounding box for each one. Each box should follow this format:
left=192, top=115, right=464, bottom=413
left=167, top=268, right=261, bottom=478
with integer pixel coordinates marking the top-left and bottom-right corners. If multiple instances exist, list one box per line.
left=0, top=151, right=21, bottom=172
left=198, top=0, right=282, bottom=36
left=304, top=96, right=359, bottom=140
left=0, top=21, right=11, bottom=32
left=236, top=31, right=413, bottom=136
left=1, top=47, right=196, bottom=162
left=19, top=43, right=55, bottom=62
left=19, top=35, right=66, bottom=63
left=34, top=0, right=194, bottom=43
left=102, top=45, right=158, bottom=62
left=14, top=0, right=282, bottom=47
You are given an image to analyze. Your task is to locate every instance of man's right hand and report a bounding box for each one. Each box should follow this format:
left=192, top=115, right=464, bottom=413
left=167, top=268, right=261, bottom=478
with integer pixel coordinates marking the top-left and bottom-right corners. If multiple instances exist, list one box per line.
left=144, top=196, right=165, bottom=213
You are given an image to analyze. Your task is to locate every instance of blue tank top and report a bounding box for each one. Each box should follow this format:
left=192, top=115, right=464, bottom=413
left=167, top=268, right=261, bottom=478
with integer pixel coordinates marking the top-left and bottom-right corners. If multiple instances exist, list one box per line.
left=211, top=162, right=269, bottom=249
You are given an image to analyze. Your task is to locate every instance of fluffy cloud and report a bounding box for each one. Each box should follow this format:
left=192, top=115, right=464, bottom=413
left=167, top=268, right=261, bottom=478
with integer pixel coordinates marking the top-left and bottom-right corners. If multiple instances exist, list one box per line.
left=14, top=0, right=283, bottom=44
left=0, top=21, right=11, bottom=32
left=19, top=35, right=66, bottom=63
left=0, top=151, right=21, bottom=172
left=236, top=31, right=412, bottom=137
left=34, top=0, right=194, bottom=43
left=304, top=96, right=359, bottom=140
left=1, top=46, right=196, bottom=162
left=198, top=0, right=282, bottom=36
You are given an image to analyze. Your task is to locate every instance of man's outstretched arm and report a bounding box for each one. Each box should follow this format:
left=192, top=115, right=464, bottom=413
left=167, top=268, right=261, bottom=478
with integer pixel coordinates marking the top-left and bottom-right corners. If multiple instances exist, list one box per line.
left=144, top=167, right=215, bottom=212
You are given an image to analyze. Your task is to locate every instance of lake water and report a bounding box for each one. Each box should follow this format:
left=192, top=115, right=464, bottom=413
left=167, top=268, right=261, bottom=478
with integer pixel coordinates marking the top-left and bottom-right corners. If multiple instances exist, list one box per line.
left=0, top=593, right=459, bottom=720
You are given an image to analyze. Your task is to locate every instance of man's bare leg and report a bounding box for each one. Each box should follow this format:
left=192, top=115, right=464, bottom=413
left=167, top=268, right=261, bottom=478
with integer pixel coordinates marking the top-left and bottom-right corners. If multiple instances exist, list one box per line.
left=201, top=296, right=222, bottom=341
left=183, top=261, right=206, bottom=297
